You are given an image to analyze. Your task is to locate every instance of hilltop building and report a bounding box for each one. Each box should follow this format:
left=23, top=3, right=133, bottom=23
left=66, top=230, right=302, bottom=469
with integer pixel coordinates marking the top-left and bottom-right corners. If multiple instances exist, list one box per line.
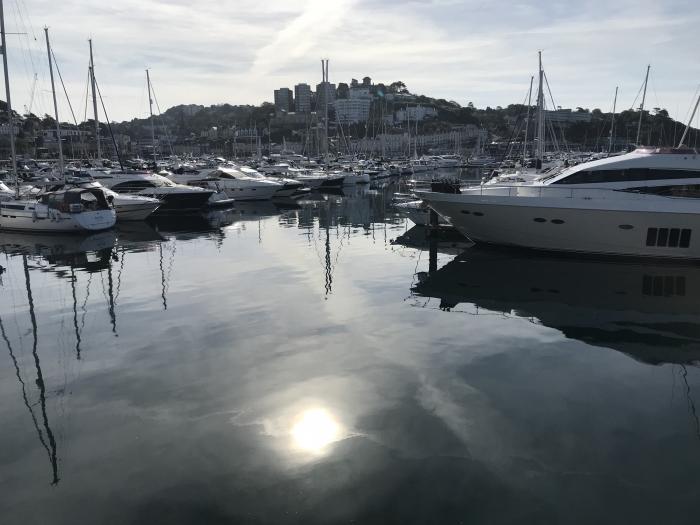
left=294, top=83, right=312, bottom=113
left=394, top=105, right=438, bottom=123
left=274, top=88, right=294, bottom=113
left=316, top=81, right=336, bottom=115
left=334, top=98, right=372, bottom=124
left=546, top=109, right=592, bottom=124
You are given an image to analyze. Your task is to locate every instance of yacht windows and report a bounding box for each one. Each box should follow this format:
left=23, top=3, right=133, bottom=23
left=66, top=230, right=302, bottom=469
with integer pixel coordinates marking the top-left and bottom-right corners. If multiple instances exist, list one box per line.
left=554, top=168, right=700, bottom=185
left=646, top=227, right=691, bottom=248
left=551, top=219, right=565, bottom=224
left=625, top=185, right=700, bottom=198
left=111, top=180, right=158, bottom=192
left=533, top=217, right=546, bottom=223
left=680, top=229, right=692, bottom=247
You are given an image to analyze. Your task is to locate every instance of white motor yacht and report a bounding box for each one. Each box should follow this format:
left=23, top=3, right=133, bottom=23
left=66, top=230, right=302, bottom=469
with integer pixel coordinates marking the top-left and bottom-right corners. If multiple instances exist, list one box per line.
left=466, top=154, right=498, bottom=168
left=88, top=170, right=214, bottom=212
left=237, top=165, right=310, bottom=198
left=0, top=187, right=116, bottom=232
left=103, top=188, right=160, bottom=221
left=168, top=166, right=281, bottom=201
left=332, top=167, right=370, bottom=185
left=410, top=157, right=437, bottom=173
left=436, top=155, right=464, bottom=168
left=419, top=146, right=700, bottom=259
left=292, top=170, right=345, bottom=189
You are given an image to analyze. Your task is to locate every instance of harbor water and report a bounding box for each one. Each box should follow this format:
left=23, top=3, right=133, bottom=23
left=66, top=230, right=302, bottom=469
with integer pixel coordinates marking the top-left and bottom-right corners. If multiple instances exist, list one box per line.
left=2, top=184, right=700, bottom=524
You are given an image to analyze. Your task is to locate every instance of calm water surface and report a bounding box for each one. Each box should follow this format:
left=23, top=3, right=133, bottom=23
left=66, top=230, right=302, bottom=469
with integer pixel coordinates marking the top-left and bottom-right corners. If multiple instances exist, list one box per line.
left=1, top=184, right=700, bottom=524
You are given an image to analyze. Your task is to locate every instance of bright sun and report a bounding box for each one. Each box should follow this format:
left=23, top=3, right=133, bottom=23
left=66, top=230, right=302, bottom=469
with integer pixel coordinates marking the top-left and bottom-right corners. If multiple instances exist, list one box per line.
left=291, top=409, right=340, bottom=453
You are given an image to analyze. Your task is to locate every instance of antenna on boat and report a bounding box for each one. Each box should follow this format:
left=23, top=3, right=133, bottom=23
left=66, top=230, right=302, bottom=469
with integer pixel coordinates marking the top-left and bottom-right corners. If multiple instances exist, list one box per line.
left=608, top=86, right=618, bottom=154
left=44, top=27, right=65, bottom=180
left=146, top=69, right=156, bottom=165
left=0, top=0, right=20, bottom=198
left=89, top=39, right=101, bottom=161
left=677, top=89, right=700, bottom=149
left=636, top=65, right=650, bottom=146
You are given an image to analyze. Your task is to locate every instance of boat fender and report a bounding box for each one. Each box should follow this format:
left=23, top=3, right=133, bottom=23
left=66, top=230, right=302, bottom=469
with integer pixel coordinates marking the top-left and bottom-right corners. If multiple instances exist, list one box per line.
left=32, top=210, right=37, bottom=222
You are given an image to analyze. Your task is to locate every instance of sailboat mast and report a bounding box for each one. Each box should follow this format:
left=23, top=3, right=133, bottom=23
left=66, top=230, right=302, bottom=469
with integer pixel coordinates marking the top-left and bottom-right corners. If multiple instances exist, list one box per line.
left=0, top=0, right=19, bottom=197
left=44, top=27, right=64, bottom=178
left=522, top=75, right=533, bottom=162
left=608, top=86, right=618, bottom=153
left=146, top=69, right=156, bottom=164
left=89, top=39, right=101, bottom=160
left=322, top=59, right=329, bottom=161
left=677, top=92, right=700, bottom=148
left=415, top=105, right=419, bottom=157
left=536, top=51, right=545, bottom=170
left=406, top=105, right=410, bottom=158
left=636, top=64, right=650, bottom=145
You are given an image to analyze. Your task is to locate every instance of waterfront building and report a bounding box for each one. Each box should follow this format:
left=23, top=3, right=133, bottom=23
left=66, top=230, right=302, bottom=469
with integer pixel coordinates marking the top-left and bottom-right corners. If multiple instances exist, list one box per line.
left=274, top=88, right=294, bottom=113
left=294, top=83, right=312, bottom=113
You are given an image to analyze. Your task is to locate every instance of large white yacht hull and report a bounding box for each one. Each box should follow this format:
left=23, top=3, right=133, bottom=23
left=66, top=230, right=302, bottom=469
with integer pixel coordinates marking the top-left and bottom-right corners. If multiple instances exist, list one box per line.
left=421, top=191, right=700, bottom=259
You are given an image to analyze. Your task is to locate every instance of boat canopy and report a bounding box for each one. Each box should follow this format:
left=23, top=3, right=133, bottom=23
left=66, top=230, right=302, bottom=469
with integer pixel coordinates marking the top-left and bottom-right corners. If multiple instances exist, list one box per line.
left=39, top=188, right=111, bottom=211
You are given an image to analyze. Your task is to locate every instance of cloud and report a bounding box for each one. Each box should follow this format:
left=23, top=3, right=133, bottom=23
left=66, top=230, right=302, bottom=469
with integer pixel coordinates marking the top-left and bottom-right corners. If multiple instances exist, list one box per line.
left=3, top=0, right=700, bottom=121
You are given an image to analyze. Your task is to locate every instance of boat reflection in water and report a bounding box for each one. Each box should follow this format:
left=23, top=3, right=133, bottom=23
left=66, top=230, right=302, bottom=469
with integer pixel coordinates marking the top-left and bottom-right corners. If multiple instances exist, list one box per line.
left=413, top=247, right=700, bottom=366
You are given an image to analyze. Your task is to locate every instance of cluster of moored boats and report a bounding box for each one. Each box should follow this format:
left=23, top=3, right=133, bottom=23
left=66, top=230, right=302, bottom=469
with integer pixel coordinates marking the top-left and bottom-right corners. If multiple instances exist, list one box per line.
left=0, top=156, right=412, bottom=232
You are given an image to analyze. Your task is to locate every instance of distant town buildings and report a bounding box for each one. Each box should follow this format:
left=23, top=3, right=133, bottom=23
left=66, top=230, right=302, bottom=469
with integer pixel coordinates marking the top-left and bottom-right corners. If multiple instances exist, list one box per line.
left=274, top=88, right=294, bottom=113
left=294, top=83, right=312, bottom=113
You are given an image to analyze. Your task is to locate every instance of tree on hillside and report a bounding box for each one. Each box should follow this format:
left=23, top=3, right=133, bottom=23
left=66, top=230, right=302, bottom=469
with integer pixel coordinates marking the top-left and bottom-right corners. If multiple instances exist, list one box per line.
left=388, top=81, right=409, bottom=94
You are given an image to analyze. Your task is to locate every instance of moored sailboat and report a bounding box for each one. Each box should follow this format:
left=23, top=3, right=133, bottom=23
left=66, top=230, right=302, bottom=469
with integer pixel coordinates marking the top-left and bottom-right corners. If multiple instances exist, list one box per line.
left=0, top=14, right=116, bottom=233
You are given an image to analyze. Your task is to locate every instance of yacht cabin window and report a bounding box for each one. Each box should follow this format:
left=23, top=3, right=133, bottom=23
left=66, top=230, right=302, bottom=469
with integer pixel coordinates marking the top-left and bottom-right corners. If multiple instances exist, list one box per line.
left=554, top=168, right=700, bottom=185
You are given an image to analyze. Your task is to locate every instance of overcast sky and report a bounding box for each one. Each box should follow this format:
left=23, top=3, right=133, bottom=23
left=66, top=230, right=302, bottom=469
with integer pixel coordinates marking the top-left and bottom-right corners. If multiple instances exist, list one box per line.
left=4, top=0, right=700, bottom=123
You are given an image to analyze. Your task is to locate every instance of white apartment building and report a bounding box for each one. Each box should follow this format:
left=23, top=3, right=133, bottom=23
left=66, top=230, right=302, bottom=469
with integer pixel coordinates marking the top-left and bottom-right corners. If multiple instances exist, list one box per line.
left=394, top=106, right=438, bottom=123
left=334, top=98, right=372, bottom=124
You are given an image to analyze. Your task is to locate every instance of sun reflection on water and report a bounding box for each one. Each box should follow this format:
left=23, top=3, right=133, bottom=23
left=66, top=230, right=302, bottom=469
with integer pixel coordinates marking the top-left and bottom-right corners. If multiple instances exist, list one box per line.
left=291, top=409, right=341, bottom=453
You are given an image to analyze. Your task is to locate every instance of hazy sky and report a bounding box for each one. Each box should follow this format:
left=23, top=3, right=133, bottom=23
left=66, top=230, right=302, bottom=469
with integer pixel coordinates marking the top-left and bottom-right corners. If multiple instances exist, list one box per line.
left=4, top=0, right=700, bottom=123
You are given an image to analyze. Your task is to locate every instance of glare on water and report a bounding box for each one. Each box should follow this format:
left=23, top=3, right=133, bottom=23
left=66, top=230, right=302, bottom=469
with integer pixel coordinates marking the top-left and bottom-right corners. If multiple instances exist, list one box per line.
left=291, top=408, right=341, bottom=453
